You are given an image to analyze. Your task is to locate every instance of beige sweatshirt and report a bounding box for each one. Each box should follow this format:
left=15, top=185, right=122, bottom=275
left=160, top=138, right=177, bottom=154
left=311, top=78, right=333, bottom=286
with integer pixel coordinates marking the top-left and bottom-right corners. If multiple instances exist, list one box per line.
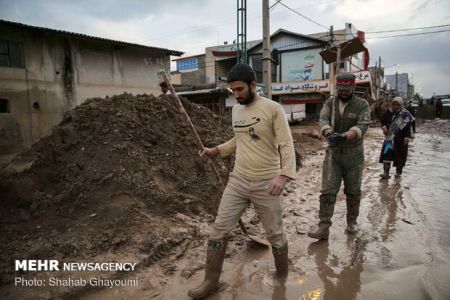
left=217, top=97, right=296, bottom=180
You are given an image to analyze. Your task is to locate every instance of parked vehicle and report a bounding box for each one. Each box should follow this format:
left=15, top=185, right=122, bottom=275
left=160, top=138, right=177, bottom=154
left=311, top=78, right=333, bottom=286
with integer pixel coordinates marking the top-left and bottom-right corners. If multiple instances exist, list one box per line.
left=440, top=99, right=450, bottom=107
left=282, top=103, right=305, bottom=123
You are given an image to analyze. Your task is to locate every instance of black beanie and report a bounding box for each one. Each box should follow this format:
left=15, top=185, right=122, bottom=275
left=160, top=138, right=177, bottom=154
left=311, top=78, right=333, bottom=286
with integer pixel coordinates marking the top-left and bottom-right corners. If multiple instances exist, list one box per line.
left=227, top=63, right=257, bottom=83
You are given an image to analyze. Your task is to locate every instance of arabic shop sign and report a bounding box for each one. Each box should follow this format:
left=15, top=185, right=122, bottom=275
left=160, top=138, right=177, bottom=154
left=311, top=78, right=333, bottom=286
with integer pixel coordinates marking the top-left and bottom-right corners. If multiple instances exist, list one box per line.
left=271, top=80, right=330, bottom=95
left=353, top=70, right=371, bottom=83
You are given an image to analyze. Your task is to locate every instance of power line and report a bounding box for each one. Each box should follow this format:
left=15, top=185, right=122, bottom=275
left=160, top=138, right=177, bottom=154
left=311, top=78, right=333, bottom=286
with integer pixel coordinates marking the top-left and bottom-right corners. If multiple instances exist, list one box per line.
left=319, top=23, right=450, bottom=37
left=277, top=1, right=329, bottom=30
left=365, top=24, right=450, bottom=34
left=317, top=28, right=450, bottom=40
left=269, top=0, right=282, bottom=10
left=245, top=28, right=450, bottom=53
left=366, top=29, right=450, bottom=39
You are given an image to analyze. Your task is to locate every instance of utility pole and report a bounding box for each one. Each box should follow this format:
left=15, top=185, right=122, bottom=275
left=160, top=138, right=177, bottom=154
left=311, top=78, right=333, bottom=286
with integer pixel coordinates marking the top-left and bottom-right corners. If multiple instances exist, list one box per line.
left=329, top=25, right=342, bottom=134
left=328, top=26, right=342, bottom=97
left=378, top=56, right=382, bottom=99
left=262, top=0, right=271, bottom=99
left=327, top=25, right=341, bottom=184
left=329, top=26, right=335, bottom=97
left=396, top=71, right=398, bottom=95
left=334, top=46, right=342, bottom=93
left=236, top=0, right=247, bottom=63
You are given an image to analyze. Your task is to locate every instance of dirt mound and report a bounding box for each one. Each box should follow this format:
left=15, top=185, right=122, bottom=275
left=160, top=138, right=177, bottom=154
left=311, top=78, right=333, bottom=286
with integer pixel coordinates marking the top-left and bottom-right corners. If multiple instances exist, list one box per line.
left=2, top=93, right=233, bottom=213
left=0, top=93, right=234, bottom=285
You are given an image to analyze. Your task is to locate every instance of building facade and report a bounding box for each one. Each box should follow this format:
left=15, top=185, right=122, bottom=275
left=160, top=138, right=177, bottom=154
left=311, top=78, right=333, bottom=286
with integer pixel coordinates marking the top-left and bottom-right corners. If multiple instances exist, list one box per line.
left=0, top=20, right=182, bottom=151
left=171, top=54, right=206, bottom=85
left=385, top=73, right=410, bottom=99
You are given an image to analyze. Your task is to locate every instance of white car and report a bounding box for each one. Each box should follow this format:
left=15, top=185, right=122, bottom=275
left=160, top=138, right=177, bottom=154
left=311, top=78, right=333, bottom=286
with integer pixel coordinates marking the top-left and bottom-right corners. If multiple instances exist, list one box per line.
left=282, top=103, right=306, bottom=123
left=440, top=98, right=450, bottom=107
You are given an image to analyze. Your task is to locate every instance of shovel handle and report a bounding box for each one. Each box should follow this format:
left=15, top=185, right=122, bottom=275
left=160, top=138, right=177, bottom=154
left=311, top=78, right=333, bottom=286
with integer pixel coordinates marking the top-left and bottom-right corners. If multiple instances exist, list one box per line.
left=158, top=70, right=225, bottom=189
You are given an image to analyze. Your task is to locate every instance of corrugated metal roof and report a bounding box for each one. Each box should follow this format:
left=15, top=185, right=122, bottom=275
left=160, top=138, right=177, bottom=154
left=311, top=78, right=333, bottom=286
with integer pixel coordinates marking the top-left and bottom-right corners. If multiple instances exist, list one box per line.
left=172, top=53, right=205, bottom=61
left=0, top=19, right=183, bottom=56
left=247, top=28, right=329, bottom=53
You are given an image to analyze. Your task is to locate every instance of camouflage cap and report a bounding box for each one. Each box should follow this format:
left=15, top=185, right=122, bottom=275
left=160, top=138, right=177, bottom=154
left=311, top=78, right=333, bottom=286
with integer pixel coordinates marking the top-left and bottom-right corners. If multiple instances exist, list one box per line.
left=336, top=73, right=356, bottom=91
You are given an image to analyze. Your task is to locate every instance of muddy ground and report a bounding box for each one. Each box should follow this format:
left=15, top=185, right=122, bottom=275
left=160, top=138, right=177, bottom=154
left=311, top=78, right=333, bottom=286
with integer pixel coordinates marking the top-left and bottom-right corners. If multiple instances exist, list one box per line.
left=0, top=93, right=237, bottom=299
left=146, top=120, right=450, bottom=300
left=1, top=98, right=450, bottom=299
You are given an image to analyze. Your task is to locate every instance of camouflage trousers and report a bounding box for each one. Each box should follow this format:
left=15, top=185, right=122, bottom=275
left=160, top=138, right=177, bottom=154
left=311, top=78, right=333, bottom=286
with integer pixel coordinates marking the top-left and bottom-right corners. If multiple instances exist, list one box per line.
left=318, top=148, right=364, bottom=226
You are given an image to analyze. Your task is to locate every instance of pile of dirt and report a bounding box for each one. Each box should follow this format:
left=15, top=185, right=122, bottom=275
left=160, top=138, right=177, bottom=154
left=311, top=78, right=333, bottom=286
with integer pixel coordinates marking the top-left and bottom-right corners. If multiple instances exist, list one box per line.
left=0, top=93, right=234, bottom=284
left=2, top=93, right=234, bottom=215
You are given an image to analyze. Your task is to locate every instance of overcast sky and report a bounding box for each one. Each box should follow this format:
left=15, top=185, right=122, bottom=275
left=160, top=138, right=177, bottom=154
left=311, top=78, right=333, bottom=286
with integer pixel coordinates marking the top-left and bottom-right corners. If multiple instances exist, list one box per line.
left=1, top=0, right=449, bottom=97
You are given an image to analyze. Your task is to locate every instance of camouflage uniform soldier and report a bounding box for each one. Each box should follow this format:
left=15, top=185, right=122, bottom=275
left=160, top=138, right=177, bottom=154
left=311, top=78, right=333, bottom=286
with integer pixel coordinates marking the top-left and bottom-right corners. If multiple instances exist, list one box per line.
left=308, top=73, right=371, bottom=240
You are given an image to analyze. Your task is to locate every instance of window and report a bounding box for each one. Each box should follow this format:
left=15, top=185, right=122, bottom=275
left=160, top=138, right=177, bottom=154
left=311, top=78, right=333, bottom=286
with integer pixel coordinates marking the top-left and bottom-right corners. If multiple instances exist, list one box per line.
left=176, top=58, right=198, bottom=72
left=0, top=99, right=10, bottom=113
left=0, top=39, right=25, bottom=68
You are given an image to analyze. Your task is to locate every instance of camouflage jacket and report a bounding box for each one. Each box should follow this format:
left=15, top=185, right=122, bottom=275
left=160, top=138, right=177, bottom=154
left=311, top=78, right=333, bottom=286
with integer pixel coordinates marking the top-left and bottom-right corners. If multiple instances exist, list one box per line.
left=319, top=94, right=371, bottom=149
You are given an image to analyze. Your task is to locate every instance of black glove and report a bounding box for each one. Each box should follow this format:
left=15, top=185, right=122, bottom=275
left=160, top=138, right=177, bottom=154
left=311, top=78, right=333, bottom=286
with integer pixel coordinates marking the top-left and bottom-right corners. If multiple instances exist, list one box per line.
left=327, top=132, right=347, bottom=146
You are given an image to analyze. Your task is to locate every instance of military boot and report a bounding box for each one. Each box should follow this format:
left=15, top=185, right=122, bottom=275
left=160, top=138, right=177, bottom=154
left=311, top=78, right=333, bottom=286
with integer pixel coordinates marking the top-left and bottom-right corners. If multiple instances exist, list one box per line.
left=346, top=195, right=360, bottom=234
left=188, top=238, right=227, bottom=299
left=272, top=243, right=288, bottom=278
left=308, top=197, right=335, bottom=240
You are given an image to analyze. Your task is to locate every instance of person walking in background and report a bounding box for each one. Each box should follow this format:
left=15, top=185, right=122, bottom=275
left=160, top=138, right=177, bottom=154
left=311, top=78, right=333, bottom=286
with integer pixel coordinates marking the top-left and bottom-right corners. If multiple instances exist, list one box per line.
left=379, top=97, right=414, bottom=179
left=435, top=98, right=443, bottom=118
left=406, top=100, right=417, bottom=134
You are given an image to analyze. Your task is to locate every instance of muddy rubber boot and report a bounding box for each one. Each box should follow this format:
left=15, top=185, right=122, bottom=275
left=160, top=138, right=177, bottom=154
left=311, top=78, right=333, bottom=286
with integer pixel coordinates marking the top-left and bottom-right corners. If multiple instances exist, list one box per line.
left=346, top=195, right=360, bottom=234
left=308, top=223, right=330, bottom=240
left=272, top=243, right=288, bottom=278
left=395, top=167, right=403, bottom=178
left=308, top=198, right=334, bottom=240
left=380, top=162, right=391, bottom=179
left=346, top=223, right=357, bottom=234
left=188, top=238, right=227, bottom=299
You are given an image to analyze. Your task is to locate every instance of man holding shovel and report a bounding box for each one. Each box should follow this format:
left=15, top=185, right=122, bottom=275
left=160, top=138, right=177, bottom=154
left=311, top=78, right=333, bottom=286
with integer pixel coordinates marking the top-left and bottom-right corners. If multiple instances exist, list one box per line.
left=188, top=63, right=296, bottom=299
left=308, top=73, right=371, bottom=240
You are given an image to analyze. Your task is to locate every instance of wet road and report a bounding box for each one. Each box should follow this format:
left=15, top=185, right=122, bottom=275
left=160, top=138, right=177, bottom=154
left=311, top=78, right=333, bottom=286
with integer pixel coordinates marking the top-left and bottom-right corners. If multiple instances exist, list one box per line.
left=80, top=121, right=450, bottom=300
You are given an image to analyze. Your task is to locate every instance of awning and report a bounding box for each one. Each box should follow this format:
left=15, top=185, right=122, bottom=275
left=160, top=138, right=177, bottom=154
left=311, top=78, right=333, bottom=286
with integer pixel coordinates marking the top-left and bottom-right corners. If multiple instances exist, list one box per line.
left=212, top=50, right=238, bottom=57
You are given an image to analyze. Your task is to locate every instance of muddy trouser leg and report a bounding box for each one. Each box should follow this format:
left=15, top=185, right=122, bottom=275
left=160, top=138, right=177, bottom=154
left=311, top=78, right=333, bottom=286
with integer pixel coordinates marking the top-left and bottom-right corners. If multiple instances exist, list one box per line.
left=209, top=173, right=251, bottom=240
left=189, top=174, right=250, bottom=299
left=383, top=162, right=391, bottom=175
left=319, top=149, right=343, bottom=226
left=249, top=178, right=288, bottom=277
left=308, top=149, right=342, bottom=240
left=342, top=152, right=364, bottom=228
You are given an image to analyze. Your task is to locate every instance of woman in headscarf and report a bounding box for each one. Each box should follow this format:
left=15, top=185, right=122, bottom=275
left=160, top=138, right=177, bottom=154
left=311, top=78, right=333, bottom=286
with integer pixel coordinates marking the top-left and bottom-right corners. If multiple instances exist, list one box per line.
left=379, top=96, right=415, bottom=179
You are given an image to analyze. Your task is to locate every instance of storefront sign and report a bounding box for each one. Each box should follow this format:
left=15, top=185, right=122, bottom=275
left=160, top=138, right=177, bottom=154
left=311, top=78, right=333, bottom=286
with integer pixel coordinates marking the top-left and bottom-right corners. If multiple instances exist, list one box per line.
left=353, top=70, right=371, bottom=83
left=271, top=80, right=330, bottom=95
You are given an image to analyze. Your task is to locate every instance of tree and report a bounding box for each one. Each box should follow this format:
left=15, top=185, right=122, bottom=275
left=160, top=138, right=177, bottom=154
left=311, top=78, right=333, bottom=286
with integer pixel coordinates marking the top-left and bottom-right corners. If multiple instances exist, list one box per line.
left=413, top=93, right=423, bottom=106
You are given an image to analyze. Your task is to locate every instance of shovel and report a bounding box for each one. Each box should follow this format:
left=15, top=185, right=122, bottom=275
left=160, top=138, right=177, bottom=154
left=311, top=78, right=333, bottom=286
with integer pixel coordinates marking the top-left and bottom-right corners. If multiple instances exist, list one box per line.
left=158, top=70, right=270, bottom=247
